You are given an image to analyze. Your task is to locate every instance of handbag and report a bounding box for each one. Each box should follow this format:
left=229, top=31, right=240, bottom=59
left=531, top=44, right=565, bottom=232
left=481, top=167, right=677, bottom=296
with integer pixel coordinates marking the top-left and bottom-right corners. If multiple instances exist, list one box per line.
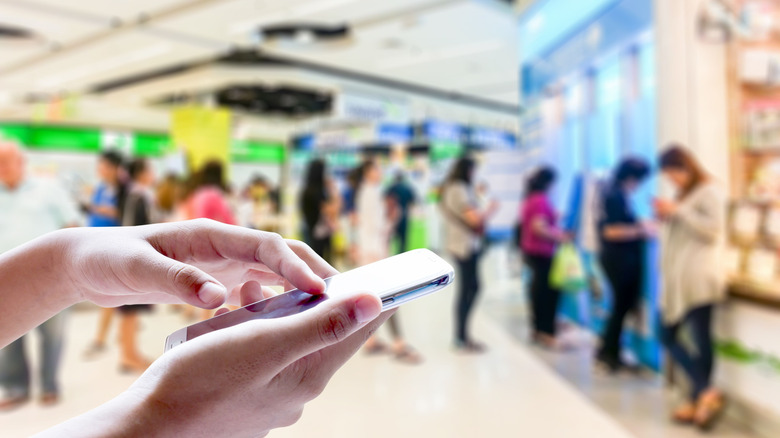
left=549, top=243, right=588, bottom=292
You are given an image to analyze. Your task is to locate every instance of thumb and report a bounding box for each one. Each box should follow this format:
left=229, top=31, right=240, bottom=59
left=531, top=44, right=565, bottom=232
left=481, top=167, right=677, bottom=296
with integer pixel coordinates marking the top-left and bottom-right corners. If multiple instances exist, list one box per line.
left=268, top=291, right=381, bottom=370
left=143, top=251, right=227, bottom=308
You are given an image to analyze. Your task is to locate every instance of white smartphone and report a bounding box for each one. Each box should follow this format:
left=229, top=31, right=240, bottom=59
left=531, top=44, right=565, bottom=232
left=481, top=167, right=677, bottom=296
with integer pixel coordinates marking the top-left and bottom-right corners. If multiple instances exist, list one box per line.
left=164, top=249, right=454, bottom=351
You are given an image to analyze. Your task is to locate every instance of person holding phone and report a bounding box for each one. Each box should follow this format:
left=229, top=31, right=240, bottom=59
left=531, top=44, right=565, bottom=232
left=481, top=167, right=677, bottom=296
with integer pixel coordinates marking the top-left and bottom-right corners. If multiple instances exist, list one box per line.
left=0, top=219, right=391, bottom=436
left=520, top=166, right=569, bottom=349
left=596, top=157, right=653, bottom=373
left=441, top=156, right=498, bottom=353
left=655, top=146, right=726, bottom=430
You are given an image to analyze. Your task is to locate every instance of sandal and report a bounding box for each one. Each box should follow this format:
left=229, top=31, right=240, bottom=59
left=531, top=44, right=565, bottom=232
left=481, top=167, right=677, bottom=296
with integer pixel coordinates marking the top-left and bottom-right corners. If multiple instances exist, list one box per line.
left=671, top=403, right=696, bottom=424
left=363, top=339, right=391, bottom=356
left=695, top=389, right=726, bottom=431
left=393, top=346, right=423, bottom=365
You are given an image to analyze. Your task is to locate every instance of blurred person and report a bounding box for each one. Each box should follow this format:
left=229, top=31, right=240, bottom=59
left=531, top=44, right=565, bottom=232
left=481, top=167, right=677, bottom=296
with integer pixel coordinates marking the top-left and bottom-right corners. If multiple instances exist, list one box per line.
left=357, top=160, right=421, bottom=364
left=155, top=173, right=181, bottom=222
left=83, top=151, right=127, bottom=359
left=655, top=146, right=726, bottom=430
left=386, top=170, right=417, bottom=253
left=0, top=140, right=80, bottom=410
left=300, top=159, right=339, bottom=262
left=0, top=219, right=391, bottom=435
left=440, top=156, right=498, bottom=353
left=116, top=158, right=159, bottom=373
left=596, top=157, right=653, bottom=373
left=190, top=160, right=237, bottom=225
left=342, top=165, right=363, bottom=265
left=520, top=167, right=569, bottom=349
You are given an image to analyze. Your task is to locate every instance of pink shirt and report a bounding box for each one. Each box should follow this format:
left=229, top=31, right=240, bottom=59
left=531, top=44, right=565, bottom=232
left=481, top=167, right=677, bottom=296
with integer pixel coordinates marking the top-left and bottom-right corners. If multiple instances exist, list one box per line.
left=190, top=187, right=237, bottom=225
left=520, top=193, right=557, bottom=257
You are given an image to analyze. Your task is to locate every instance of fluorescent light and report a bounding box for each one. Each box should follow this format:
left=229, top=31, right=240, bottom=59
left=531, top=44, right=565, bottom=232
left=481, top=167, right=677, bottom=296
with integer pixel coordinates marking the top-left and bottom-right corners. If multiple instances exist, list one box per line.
left=37, top=44, right=171, bottom=90
left=378, top=39, right=506, bottom=70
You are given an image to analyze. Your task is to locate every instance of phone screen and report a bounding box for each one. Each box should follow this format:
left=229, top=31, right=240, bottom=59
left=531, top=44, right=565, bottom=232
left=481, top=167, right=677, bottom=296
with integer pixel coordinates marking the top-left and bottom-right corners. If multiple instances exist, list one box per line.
left=175, top=249, right=453, bottom=346
left=187, top=283, right=332, bottom=341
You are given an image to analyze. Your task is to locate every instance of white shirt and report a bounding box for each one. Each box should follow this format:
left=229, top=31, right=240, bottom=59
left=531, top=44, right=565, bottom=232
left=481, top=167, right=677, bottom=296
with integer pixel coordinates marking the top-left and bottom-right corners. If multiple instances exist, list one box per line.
left=356, top=183, right=390, bottom=263
left=0, top=177, right=81, bottom=254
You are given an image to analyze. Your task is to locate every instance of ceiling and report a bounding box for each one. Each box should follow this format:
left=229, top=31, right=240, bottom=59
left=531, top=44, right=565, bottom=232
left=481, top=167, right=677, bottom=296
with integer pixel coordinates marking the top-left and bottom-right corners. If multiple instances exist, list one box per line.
left=0, top=0, right=520, bottom=119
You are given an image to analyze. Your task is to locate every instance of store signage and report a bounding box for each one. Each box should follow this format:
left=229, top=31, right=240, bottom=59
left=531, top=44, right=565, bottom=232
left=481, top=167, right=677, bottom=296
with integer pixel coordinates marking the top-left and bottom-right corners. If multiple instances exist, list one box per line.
left=468, top=127, right=516, bottom=149
left=336, top=93, right=409, bottom=124
left=422, top=120, right=464, bottom=142
left=376, top=123, right=412, bottom=143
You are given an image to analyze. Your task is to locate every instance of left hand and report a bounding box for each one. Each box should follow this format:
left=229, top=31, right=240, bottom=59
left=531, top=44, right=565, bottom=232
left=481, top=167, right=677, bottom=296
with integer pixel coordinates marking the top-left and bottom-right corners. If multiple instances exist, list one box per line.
left=62, top=219, right=336, bottom=309
left=654, top=198, right=678, bottom=219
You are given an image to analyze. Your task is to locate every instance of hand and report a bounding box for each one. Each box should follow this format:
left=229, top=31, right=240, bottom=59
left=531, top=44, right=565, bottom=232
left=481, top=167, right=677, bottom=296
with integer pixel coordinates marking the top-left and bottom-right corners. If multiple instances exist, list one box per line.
left=640, top=220, right=659, bottom=238
left=654, top=198, right=678, bottom=219
left=46, top=282, right=394, bottom=438
left=61, top=219, right=333, bottom=309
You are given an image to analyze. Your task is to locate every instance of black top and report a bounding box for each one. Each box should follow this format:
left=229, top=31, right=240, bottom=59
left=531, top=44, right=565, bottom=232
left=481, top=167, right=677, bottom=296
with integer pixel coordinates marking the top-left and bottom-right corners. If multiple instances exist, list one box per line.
left=300, top=188, right=327, bottom=230
left=122, top=192, right=151, bottom=226
left=386, top=181, right=416, bottom=220
left=598, top=186, right=643, bottom=262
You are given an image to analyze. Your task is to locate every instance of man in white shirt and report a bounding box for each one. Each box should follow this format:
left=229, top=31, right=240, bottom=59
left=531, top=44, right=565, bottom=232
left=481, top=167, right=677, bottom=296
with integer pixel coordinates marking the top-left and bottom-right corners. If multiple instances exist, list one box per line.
left=0, top=140, right=80, bottom=410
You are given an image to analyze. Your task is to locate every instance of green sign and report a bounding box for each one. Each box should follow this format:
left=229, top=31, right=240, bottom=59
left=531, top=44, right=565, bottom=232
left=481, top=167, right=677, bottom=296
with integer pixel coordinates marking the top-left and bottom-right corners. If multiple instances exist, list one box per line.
left=231, top=139, right=286, bottom=164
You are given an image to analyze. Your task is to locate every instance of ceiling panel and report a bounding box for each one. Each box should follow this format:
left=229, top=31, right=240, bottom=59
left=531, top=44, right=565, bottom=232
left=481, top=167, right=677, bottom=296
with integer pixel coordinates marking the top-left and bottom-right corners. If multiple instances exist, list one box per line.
left=12, top=0, right=197, bottom=21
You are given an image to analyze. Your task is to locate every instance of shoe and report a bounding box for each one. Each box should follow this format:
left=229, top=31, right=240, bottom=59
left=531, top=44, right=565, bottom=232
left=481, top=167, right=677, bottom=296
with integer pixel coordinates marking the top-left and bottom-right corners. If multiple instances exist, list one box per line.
left=695, top=389, right=726, bottom=431
left=671, top=403, right=696, bottom=425
left=393, top=345, right=424, bottom=365
left=83, top=342, right=106, bottom=361
left=39, top=392, right=59, bottom=407
left=119, top=357, right=152, bottom=374
left=0, top=394, right=30, bottom=412
left=454, top=340, right=487, bottom=354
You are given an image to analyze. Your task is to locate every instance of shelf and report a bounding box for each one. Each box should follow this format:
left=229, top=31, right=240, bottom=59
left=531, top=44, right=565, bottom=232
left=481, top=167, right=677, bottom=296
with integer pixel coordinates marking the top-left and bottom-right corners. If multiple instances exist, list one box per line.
left=728, top=277, right=780, bottom=310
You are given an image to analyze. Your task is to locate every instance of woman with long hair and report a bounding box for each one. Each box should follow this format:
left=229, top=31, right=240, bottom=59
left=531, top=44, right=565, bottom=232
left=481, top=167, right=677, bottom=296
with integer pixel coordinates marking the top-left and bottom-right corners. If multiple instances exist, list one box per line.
left=440, top=156, right=497, bottom=353
left=520, top=166, right=569, bottom=348
left=655, top=145, right=726, bottom=430
left=300, top=159, right=339, bottom=262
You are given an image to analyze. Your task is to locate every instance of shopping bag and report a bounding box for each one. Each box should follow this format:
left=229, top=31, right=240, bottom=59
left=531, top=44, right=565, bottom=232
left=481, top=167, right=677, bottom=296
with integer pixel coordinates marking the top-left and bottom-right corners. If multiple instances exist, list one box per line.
left=549, top=243, right=588, bottom=292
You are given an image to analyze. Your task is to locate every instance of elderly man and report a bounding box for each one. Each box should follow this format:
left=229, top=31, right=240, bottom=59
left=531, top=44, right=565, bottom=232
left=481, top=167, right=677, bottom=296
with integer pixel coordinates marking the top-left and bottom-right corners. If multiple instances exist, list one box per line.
left=0, top=140, right=80, bottom=410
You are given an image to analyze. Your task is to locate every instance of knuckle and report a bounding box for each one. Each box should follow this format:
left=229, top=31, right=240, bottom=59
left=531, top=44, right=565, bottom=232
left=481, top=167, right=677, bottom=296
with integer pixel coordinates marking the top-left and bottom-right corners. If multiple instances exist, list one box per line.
left=167, top=263, right=198, bottom=289
left=317, top=307, right=351, bottom=345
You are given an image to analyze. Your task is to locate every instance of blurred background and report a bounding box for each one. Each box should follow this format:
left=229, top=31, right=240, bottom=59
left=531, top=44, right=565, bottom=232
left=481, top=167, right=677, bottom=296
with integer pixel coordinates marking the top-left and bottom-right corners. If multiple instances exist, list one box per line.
left=0, top=0, right=779, bottom=437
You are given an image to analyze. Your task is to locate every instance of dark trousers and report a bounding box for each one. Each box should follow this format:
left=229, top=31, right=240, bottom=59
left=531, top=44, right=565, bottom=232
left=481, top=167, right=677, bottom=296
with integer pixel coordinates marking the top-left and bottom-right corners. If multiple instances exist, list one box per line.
left=662, top=305, right=715, bottom=401
left=394, top=217, right=409, bottom=253
left=525, top=254, right=560, bottom=336
left=598, top=255, right=643, bottom=364
left=455, top=253, right=480, bottom=343
left=303, top=226, right=332, bottom=264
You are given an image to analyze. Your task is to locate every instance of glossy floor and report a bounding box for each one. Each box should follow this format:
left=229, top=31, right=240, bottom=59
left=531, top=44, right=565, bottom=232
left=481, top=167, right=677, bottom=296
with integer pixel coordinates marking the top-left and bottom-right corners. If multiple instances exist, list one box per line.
left=0, top=248, right=761, bottom=437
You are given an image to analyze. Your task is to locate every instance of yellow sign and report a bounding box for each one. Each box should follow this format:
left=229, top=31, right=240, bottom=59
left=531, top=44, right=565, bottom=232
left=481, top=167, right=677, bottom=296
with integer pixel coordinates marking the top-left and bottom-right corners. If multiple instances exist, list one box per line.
left=171, top=107, right=231, bottom=172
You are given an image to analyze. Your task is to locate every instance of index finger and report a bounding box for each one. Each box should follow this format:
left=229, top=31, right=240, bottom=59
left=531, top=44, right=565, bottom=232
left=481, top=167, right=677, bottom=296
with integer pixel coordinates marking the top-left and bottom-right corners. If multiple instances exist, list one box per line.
left=154, top=220, right=327, bottom=294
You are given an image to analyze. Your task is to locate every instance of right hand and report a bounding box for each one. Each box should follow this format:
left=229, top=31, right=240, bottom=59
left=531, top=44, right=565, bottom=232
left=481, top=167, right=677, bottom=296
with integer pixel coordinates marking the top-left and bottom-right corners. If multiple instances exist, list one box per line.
left=120, top=282, right=393, bottom=438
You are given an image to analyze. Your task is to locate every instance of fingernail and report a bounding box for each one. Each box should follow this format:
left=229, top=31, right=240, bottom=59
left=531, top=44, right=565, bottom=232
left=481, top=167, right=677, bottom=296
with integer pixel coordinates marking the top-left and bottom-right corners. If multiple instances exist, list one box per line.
left=354, top=296, right=380, bottom=324
left=198, top=282, right=226, bottom=305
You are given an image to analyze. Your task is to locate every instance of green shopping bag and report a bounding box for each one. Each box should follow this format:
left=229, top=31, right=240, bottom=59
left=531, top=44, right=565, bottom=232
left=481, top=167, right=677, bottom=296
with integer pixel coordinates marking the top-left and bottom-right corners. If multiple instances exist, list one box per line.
left=549, top=243, right=587, bottom=292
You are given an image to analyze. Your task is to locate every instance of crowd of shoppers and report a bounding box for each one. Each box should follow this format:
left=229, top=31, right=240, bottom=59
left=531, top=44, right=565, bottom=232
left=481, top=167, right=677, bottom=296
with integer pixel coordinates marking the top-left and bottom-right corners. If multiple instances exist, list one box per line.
left=0, top=136, right=729, bottom=433
left=516, top=144, right=727, bottom=431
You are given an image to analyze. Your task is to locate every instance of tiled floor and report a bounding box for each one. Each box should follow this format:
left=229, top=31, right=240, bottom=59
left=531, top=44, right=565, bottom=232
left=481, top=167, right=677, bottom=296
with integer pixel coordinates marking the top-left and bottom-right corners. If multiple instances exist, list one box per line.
left=0, top=247, right=765, bottom=437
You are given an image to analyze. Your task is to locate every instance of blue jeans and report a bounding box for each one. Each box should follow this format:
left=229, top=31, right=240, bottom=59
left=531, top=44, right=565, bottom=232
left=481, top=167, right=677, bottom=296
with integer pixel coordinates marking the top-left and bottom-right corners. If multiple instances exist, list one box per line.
left=662, top=305, right=714, bottom=402
left=0, top=311, right=68, bottom=397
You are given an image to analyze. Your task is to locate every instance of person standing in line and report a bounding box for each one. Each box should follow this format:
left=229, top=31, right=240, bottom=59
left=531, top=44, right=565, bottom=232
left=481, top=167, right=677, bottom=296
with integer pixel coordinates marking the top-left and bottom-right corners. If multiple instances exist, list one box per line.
left=189, top=160, right=237, bottom=226
left=300, top=159, right=339, bottom=263
left=596, top=157, right=653, bottom=373
left=116, top=158, right=158, bottom=373
left=0, top=141, right=80, bottom=410
left=357, top=160, right=422, bottom=364
left=520, top=167, right=569, bottom=349
left=655, top=146, right=727, bottom=430
left=83, top=150, right=127, bottom=359
left=385, top=170, right=417, bottom=253
left=440, top=156, right=498, bottom=353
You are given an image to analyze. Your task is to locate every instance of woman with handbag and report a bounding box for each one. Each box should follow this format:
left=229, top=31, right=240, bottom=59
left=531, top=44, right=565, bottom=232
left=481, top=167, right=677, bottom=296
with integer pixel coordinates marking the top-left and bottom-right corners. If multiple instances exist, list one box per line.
left=441, top=156, right=498, bottom=353
left=520, top=167, right=570, bottom=349
left=655, top=146, right=727, bottom=430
